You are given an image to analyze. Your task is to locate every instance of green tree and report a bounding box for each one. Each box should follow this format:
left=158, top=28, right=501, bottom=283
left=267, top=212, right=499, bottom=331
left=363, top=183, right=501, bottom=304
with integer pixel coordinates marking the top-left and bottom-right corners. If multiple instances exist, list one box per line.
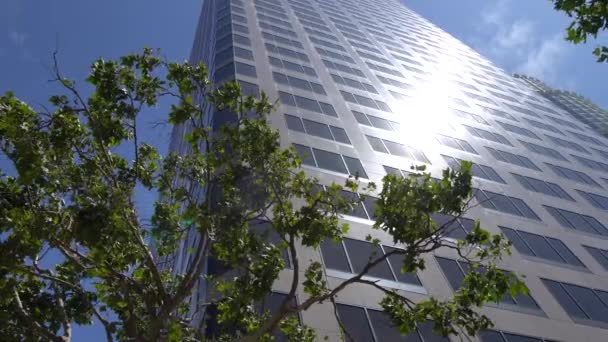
left=551, top=0, right=608, bottom=62
left=0, top=49, right=523, bottom=341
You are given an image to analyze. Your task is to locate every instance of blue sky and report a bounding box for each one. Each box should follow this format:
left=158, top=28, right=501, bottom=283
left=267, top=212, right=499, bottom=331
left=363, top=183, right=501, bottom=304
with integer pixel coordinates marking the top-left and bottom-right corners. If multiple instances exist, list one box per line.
left=1, top=0, right=607, bottom=339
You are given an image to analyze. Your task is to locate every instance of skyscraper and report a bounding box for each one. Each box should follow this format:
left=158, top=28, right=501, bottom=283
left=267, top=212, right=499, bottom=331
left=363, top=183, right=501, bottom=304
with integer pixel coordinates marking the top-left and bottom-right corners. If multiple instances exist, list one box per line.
left=514, top=74, right=608, bottom=139
left=174, top=0, right=608, bottom=340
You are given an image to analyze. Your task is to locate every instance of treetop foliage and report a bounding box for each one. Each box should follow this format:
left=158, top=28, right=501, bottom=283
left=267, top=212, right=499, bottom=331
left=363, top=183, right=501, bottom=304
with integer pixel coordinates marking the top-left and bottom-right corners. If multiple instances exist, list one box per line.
left=0, top=48, right=522, bottom=341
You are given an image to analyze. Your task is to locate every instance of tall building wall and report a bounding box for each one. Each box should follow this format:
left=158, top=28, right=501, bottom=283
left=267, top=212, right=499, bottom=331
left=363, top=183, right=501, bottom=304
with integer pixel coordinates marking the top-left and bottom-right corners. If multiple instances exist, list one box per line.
left=174, top=0, right=608, bottom=340
left=514, top=74, right=608, bottom=138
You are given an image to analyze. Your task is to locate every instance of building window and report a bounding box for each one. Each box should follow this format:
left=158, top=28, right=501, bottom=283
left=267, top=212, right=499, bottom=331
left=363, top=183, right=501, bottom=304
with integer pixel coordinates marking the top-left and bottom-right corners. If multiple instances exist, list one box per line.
left=336, top=305, right=449, bottom=342
left=542, top=278, right=608, bottom=325
left=583, top=245, right=608, bottom=271
left=284, top=114, right=351, bottom=144
left=293, top=144, right=367, bottom=178
left=352, top=110, right=400, bottom=132
left=442, top=155, right=505, bottom=183
left=511, top=173, right=574, bottom=200
left=475, top=189, right=540, bottom=220
left=437, top=135, right=478, bottom=154
left=480, top=330, right=555, bottom=342
left=545, top=163, right=602, bottom=187
left=500, top=227, right=585, bottom=267
left=366, top=136, right=430, bottom=163
left=436, top=257, right=542, bottom=312
left=278, top=91, right=337, bottom=117
left=497, top=121, right=541, bottom=140
left=544, top=205, right=608, bottom=236
left=341, top=90, right=392, bottom=112
left=321, top=237, right=421, bottom=285
left=486, top=147, right=541, bottom=171
left=273, top=72, right=326, bottom=95
left=465, top=125, right=513, bottom=146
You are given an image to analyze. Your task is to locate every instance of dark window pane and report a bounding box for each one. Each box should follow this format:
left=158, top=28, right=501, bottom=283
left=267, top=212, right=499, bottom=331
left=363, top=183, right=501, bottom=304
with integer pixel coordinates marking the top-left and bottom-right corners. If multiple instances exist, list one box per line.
left=367, top=135, right=388, bottom=153
left=502, top=332, right=543, bottom=342
left=417, top=321, right=450, bottom=342
left=584, top=246, right=608, bottom=270
left=500, top=227, right=535, bottom=257
left=383, top=140, right=410, bottom=157
left=546, top=237, right=584, bottom=267
left=542, top=279, right=588, bottom=319
left=336, top=304, right=375, bottom=342
left=344, top=238, right=394, bottom=280
left=384, top=246, right=421, bottom=285
left=320, top=239, right=351, bottom=272
left=343, top=156, right=368, bottom=178
left=353, top=111, right=372, bottom=125
left=369, top=115, right=393, bottom=130
left=330, top=126, right=351, bottom=144
left=319, top=102, right=337, bottom=116
left=313, top=148, right=348, bottom=174
left=295, top=95, right=322, bottom=113
left=436, top=257, right=464, bottom=289
left=362, top=195, right=378, bottom=219
left=518, top=231, right=562, bottom=263
left=367, top=309, right=407, bottom=341
left=279, top=91, right=296, bottom=106
left=284, top=114, right=305, bottom=132
left=293, top=144, right=315, bottom=166
left=339, top=190, right=368, bottom=219
left=562, top=283, right=608, bottom=322
left=479, top=330, right=506, bottom=342
left=303, top=119, right=333, bottom=140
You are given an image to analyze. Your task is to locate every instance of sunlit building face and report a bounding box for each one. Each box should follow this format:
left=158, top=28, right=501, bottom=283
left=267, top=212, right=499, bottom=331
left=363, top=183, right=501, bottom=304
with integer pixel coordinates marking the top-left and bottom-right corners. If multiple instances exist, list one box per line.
left=176, top=0, right=608, bottom=340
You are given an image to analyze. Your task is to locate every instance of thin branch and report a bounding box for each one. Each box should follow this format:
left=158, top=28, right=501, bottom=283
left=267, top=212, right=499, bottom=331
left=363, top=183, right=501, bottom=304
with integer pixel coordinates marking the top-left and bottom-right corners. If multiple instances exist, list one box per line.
left=13, top=288, right=61, bottom=342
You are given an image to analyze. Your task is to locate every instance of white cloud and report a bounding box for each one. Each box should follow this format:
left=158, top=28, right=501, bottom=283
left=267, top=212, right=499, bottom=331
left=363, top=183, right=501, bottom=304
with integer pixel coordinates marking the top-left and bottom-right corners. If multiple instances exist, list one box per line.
left=516, top=34, right=569, bottom=81
left=8, top=30, right=26, bottom=46
left=473, top=0, right=569, bottom=82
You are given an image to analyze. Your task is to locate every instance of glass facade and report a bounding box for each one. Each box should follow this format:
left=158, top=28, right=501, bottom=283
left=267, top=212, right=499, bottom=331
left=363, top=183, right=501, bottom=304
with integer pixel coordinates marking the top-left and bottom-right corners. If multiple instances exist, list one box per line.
left=174, top=0, right=608, bottom=340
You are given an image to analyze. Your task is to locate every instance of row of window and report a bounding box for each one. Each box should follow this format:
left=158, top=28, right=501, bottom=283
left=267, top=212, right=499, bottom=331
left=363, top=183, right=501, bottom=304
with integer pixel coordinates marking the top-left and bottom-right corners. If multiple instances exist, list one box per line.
left=442, top=155, right=505, bottom=183
left=450, top=108, right=489, bottom=125
left=474, top=189, right=540, bottom=220
left=465, top=125, right=512, bottom=146
left=546, top=163, right=601, bottom=187
left=353, top=110, right=400, bottom=132
left=322, top=59, right=366, bottom=77
left=266, top=42, right=309, bottom=62
left=272, top=71, right=326, bottom=95
left=268, top=56, right=317, bottom=77
left=543, top=278, right=608, bottom=325
left=284, top=114, right=351, bottom=144
left=321, top=237, right=421, bottom=284
left=315, top=46, right=356, bottom=64
left=545, top=205, right=608, bottom=236
left=512, top=173, right=573, bottom=200
left=331, top=73, right=377, bottom=93
left=335, top=304, right=447, bottom=342
left=366, top=62, right=404, bottom=77
left=262, top=31, right=304, bottom=49
left=214, top=61, right=257, bottom=82
left=486, top=147, right=540, bottom=171
left=436, top=257, right=542, bottom=312
left=520, top=140, right=568, bottom=162
left=366, top=135, right=430, bottom=163
left=341, top=90, right=392, bottom=112
left=279, top=91, right=337, bottom=116
left=500, top=226, right=584, bottom=267
left=437, top=135, right=477, bottom=154
left=497, top=121, right=540, bottom=140
left=293, top=143, right=368, bottom=178
left=573, top=154, right=608, bottom=173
